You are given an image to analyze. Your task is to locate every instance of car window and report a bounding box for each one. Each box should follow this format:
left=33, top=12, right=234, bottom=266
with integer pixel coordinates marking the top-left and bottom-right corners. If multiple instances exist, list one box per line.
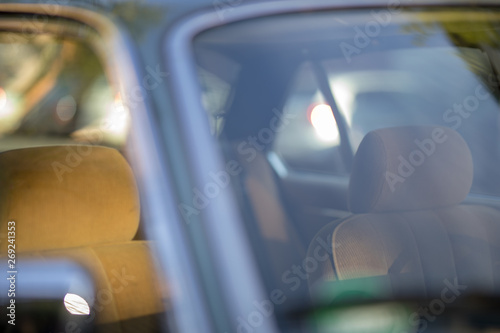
left=273, top=62, right=348, bottom=175
left=196, top=50, right=239, bottom=136
left=274, top=47, right=500, bottom=193
left=0, top=26, right=167, bottom=332
left=0, top=32, right=128, bottom=150
left=193, top=8, right=500, bottom=332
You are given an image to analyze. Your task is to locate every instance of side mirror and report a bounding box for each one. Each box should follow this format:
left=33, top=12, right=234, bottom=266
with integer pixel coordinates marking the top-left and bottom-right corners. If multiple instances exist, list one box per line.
left=1, top=259, right=97, bottom=333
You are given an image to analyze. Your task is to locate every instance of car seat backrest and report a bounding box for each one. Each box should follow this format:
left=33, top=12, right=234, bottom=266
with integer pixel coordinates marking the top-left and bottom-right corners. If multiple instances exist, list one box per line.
left=0, top=146, right=165, bottom=332
left=348, top=126, right=472, bottom=213
left=0, top=146, right=139, bottom=251
left=308, top=126, right=500, bottom=295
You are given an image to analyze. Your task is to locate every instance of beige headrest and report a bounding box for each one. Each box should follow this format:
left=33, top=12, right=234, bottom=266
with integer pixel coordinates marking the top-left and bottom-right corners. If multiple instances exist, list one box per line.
left=0, top=146, right=140, bottom=252
left=349, top=126, right=473, bottom=213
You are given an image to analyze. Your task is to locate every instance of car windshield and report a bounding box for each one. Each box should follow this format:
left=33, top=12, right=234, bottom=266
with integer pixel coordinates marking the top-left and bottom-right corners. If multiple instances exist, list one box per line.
left=192, top=7, right=500, bottom=331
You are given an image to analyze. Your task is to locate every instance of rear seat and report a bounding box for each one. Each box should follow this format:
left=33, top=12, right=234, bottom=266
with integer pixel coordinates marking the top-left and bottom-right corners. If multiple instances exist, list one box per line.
left=0, top=146, right=165, bottom=332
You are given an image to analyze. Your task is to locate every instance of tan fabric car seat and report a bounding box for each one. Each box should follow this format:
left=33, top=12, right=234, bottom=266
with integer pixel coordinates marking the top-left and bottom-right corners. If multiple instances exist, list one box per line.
left=0, top=146, right=165, bottom=332
left=307, top=126, right=500, bottom=295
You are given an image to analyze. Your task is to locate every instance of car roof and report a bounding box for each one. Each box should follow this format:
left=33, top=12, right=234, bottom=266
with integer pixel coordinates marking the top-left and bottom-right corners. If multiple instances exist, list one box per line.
left=3, top=0, right=500, bottom=23
left=0, top=0, right=219, bottom=19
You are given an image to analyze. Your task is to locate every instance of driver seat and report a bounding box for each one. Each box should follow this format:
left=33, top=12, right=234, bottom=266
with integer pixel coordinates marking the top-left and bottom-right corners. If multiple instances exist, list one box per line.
left=308, top=126, right=500, bottom=295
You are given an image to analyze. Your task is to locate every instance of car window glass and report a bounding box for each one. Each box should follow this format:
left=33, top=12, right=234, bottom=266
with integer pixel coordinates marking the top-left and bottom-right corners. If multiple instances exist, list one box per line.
left=0, top=28, right=167, bottom=332
left=193, top=10, right=500, bottom=328
left=274, top=62, right=347, bottom=175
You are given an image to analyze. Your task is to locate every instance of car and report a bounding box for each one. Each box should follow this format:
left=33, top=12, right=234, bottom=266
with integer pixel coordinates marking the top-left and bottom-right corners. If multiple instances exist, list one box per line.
left=2, top=0, right=500, bottom=332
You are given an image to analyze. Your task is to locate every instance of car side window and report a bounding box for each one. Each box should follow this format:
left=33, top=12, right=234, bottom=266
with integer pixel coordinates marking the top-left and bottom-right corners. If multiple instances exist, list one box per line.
left=196, top=50, right=240, bottom=136
left=0, top=26, right=166, bottom=333
left=273, top=62, right=349, bottom=175
left=274, top=52, right=500, bottom=198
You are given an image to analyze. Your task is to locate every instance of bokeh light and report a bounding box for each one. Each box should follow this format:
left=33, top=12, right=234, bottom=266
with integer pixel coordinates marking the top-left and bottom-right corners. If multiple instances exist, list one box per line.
left=309, top=103, right=339, bottom=142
